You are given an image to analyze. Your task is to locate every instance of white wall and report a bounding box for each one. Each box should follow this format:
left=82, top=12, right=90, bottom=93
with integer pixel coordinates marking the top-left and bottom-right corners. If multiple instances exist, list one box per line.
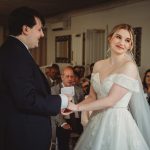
left=46, top=0, right=150, bottom=74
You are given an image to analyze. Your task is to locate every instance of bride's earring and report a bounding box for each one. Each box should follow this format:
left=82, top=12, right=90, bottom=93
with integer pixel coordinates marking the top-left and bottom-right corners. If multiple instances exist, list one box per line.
left=106, top=48, right=111, bottom=58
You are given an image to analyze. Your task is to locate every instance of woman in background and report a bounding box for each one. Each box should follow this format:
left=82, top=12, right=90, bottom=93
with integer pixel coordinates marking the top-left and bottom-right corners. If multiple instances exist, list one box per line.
left=143, top=69, right=150, bottom=104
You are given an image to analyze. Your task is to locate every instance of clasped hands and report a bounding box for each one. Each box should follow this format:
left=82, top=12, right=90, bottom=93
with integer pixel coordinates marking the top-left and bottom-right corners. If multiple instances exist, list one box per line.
left=61, top=94, right=79, bottom=115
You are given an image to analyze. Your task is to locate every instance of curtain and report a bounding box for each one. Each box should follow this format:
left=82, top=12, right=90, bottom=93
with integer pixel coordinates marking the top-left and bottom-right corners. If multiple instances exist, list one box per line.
left=85, top=29, right=105, bottom=65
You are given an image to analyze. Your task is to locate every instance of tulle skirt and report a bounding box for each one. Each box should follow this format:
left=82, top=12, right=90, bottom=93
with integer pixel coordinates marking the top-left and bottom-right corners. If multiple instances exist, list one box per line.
left=74, top=108, right=149, bottom=150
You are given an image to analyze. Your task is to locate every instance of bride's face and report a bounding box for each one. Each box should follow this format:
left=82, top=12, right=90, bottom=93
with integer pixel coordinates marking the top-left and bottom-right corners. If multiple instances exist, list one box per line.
left=109, top=29, right=132, bottom=55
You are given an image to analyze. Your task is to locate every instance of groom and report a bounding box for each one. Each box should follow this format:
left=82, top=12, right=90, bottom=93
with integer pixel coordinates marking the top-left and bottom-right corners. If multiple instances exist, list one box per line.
left=0, top=7, right=71, bottom=150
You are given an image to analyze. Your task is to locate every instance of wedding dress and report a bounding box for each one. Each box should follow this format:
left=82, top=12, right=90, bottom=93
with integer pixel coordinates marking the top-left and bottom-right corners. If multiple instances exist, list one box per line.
left=74, top=73, right=150, bottom=150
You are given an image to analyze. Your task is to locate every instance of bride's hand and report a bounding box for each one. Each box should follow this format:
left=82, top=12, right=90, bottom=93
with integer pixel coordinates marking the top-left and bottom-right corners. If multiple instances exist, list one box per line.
left=67, top=101, right=78, bottom=111
left=61, top=102, right=78, bottom=115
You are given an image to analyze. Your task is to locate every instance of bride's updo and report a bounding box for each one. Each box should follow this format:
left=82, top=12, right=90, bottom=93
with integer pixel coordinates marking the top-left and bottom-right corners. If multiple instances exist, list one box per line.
left=107, top=23, right=135, bottom=51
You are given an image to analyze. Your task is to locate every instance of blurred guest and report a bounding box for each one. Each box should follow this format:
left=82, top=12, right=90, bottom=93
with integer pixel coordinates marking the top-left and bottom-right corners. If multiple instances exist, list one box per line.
left=80, top=78, right=90, bottom=96
left=51, top=66, right=84, bottom=150
left=73, top=66, right=81, bottom=76
left=73, top=70, right=81, bottom=86
left=80, top=66, right=85, bottom=78
left=45, top=66, right=57, bottom=87
left=143, top=69, right=150, bottom=104
left=52, top=63, right=62, bottom=84
left=86, top=63, right=95, bottom=80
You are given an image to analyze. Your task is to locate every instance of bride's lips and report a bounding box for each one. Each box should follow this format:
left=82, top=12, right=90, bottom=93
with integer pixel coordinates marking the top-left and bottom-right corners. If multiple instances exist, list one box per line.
left=116, top=45, right=124, bottom=49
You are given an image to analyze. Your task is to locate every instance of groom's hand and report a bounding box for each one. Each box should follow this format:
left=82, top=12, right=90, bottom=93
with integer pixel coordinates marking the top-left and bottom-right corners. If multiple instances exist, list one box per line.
left=61, top=108, right=72, bottom=115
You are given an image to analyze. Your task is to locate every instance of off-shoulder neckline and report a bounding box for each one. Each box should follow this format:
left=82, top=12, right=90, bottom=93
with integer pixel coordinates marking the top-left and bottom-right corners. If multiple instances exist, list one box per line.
left=91, top=72, right=137, bottom=84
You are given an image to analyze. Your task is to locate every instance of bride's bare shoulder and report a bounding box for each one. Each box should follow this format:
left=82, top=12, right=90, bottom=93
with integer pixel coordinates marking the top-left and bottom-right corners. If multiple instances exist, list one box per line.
left=93, top=59, right=108, bottom=73
left=122, top=61, right=137, bottom=71
left=119, top=61, right=138, bottom=78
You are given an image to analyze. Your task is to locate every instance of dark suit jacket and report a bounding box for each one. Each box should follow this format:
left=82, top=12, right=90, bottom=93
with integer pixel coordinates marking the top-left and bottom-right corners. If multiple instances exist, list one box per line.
left=0, top=36, right=61, bottom=150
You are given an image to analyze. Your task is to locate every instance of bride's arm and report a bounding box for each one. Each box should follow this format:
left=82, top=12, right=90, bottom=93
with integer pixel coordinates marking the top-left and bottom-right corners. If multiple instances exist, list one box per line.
left=69, top=61, right=138, bottom=111
left=67, top=83, right=129, bottom=112
left=77, top=83, right=128, bottom=111
left=76, top=62, right=138, bottom=111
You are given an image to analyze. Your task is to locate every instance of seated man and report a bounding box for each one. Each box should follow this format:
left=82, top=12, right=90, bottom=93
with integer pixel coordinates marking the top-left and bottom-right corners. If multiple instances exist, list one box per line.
left=51, top=66, right=84, bottom=150
left=80, top=77, right=90, bottom=96
left=45, top=65, right=58, bottom=88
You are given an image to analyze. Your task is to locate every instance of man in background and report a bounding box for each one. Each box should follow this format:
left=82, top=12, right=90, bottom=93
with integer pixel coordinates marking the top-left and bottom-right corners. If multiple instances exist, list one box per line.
left=45, top=66, right=58, bottom=87
left=51, top=66, right=84, bottom=150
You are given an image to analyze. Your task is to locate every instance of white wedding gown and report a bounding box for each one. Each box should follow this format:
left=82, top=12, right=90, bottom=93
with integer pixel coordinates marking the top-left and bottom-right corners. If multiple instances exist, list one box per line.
left=75, top=73, right=149, bottom=150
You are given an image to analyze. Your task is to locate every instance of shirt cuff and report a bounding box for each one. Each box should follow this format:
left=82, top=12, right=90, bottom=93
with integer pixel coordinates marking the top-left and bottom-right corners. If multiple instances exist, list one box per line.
left=59, top=94, right=68, bottom=109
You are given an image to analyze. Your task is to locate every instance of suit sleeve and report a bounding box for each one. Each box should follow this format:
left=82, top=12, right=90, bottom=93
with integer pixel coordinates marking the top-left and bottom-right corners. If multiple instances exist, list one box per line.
left=5, top=50, right=61, bottom=116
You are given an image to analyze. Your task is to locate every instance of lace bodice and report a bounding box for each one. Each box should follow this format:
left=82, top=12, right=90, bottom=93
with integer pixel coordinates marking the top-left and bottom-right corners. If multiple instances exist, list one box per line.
left=91, top=73, right=139, bottom=108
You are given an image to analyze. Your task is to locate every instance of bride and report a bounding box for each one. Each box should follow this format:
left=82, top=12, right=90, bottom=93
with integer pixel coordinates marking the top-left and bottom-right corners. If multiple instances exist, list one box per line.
left=63, top=24, right=150, bottom=150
